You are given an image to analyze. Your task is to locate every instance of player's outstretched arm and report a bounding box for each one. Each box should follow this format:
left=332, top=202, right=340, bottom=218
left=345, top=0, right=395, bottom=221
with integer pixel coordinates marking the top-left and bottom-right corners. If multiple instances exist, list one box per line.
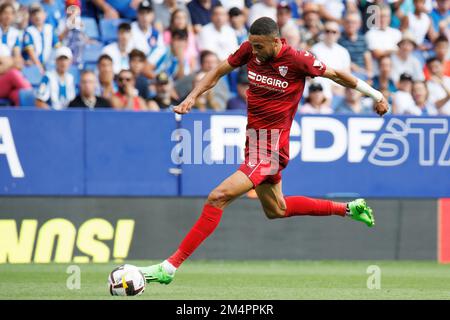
left=173, top=60, right=235, bottom=114
left=322, top=67, right=389, bottom=116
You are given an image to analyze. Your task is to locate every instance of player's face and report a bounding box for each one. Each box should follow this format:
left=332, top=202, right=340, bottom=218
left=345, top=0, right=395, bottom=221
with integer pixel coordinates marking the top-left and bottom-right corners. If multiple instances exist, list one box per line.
left=248, top=34, right=278, bottom=62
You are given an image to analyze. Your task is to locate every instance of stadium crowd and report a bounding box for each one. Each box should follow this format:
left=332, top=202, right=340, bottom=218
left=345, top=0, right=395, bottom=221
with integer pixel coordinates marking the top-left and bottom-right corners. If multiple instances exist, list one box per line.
left=0, top=0, right=448, bottom=115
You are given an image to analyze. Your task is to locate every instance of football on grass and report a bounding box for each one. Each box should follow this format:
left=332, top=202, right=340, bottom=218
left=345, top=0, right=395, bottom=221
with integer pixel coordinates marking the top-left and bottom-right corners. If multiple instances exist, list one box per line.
left=108, top=264, right=146, bottom=296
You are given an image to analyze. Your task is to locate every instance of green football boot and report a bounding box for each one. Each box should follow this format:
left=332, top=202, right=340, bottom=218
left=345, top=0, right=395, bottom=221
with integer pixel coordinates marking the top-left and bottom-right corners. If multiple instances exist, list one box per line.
left=139, top=263, right=174, bottom=285
left=347, top=198, right=375, bottom=227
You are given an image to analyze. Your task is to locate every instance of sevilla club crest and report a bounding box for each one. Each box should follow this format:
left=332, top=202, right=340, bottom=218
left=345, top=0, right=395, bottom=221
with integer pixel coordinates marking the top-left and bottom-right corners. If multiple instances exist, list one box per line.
left=279, top=66, right=288, bottom=77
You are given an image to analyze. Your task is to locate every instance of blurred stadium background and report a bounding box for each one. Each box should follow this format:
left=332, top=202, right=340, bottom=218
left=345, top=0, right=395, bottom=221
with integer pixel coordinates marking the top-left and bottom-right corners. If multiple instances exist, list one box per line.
left=0, top=0, right=450, bottom=299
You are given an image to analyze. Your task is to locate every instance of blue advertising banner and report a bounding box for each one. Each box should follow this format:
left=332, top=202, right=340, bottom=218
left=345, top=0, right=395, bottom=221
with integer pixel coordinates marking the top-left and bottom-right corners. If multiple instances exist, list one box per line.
left=0, top=110, right=84, bottom=195
left=178, top=113, right=450, bottom=198
left=0, top=110, right=449, bottom=197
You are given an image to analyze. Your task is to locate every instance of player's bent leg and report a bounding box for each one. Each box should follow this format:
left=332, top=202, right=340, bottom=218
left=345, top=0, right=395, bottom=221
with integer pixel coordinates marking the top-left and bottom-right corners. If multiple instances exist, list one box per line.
left=255, top=181, right=286, bottom=219
left=255, top=182, right=375, bottom=227
left=139, top=171, right=254, bottom=285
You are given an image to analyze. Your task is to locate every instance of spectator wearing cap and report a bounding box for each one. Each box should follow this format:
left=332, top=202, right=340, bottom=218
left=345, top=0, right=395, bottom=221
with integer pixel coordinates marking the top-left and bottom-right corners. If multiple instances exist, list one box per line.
left=187, top=0, right=223, bottom=33
left=298, top=2, right=323, bottom=49
left=247, top=0, right=277, bottom=26
left=154, top=0, right=192, bottom=31
left=392, top=72, right=416, bottom=114
left=68, top=70, right=111, bottom=109
left=175, top=50, right=229, bottom=109
left=299, top=83, right=333, bottom=114
left=430, top=0, right=449, bottom=37
left=228, top=7, right=248, bottom=45
left=0, top=2, right=23, bottom=65
left=276, top=2, right=296, bottom=34
left=131, top=1, right=166, bottom=70
left=163, top=9, right=198, bottom=72
left=424, top=36, right=450, bottom=80
left=338, top=11, right=373, bottom=79
left=311, top=20, right=351, bottom=96
left=335, top=87, right=373, bottom=114
left=197, top=5, right=238, bottom=61
left=111, top=69, right=148, bottom=111
left=425, top=57, right=450, bottom=115
left=23, top=4, right=60, bottom=73
left=129, top=49, right=151, bottom=102
left=401, top=0, right=437, bottom=49
left=155, top=28, right=190, bottom=80
left=96, top=54, right=117, bottom=102
left=102, top=22, right=134, bottom=75
left=227, top=67, right=248, bottom=110
left=35, top=46, right=76, bottom=110
left=0, top=44, right=31, bottom=106
left=148, top=72, right=179, bottom=111
left=390, top=32, right=425, bottom=83
left=365, top=4, right=402, bottom=61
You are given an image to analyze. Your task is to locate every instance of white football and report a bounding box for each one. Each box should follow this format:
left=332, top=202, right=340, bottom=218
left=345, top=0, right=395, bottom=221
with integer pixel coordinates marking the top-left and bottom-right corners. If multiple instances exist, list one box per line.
left=108, top=264, right=146, bottom=296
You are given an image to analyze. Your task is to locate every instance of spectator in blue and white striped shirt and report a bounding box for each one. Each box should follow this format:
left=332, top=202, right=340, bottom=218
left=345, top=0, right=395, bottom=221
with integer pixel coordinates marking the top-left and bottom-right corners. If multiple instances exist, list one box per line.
left=0, top=2, right=22, bottom=64
left=35, top=46, right=76, bottom=110
left=22, top=3, right=60, bottom=74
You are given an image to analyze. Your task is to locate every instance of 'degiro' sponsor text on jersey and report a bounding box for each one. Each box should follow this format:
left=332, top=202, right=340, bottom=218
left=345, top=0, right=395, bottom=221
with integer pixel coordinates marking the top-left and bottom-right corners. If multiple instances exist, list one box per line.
left=227, top=39, right=326, bottom=130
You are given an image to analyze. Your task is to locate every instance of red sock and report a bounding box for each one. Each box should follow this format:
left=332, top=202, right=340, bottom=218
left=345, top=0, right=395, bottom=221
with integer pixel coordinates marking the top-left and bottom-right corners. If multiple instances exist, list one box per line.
left=167, top=204, right=223, bottom=268
left=284, top=196, right=347, bottom=217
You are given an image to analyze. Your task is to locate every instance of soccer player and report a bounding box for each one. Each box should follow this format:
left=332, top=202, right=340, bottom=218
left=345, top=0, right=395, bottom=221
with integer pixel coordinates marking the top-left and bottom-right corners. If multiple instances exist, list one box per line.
left=138, top=17, right=389, bottom=284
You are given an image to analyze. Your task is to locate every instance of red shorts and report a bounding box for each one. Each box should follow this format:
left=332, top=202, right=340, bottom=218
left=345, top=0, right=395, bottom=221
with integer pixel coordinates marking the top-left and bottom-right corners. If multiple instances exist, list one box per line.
left=238, top=128, right=290, bottom=187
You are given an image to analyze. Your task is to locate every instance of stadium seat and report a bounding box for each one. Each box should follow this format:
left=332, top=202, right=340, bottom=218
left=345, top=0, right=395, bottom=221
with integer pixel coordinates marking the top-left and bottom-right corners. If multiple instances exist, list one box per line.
left=100, top=19, right=129, bottom=44
left=18, top=89, right=36, bottom=107
left=22, top=65, right=43, bottom=88
left=81, top=17, right=100, bottom=41
left=82, top=42, right=103, bottom=64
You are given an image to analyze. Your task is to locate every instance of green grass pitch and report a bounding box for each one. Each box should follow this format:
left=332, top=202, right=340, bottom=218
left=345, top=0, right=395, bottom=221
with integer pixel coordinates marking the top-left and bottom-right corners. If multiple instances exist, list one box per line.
left=1, top=260, right=450, bottom=300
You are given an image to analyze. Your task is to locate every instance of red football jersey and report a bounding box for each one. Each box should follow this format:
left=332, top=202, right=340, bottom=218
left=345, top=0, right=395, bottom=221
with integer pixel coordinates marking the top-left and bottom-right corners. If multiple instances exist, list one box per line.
left=227, top=39, right=327, bottom=129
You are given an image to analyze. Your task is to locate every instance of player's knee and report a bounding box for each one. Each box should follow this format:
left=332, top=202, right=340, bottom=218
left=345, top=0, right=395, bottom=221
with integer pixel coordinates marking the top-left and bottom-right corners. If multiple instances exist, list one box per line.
left=207, top=188, right=233, bottom=208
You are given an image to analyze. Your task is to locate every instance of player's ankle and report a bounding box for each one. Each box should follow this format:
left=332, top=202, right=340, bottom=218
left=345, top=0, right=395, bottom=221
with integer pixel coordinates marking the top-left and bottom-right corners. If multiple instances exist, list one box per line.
left=162, top=260, right=177, bottom=275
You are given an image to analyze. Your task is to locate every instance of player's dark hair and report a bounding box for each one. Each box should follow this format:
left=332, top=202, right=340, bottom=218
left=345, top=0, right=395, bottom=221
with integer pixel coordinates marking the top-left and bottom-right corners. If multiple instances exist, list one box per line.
left=97, top=54, right=113, bottom=65
left=249, top=17, right=280, bottom=37
left=118, top=22, right=131, bottom=32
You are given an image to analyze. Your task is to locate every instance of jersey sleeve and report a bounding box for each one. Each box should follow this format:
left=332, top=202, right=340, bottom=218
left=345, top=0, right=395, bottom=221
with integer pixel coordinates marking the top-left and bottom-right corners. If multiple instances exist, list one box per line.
left=294, top=50, right=327, bottom=78
left=22, top=30, right=34, bottom=50
left=36, top=74, right=51, bottom=103
left=227, top=41, right=252, bottom=68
